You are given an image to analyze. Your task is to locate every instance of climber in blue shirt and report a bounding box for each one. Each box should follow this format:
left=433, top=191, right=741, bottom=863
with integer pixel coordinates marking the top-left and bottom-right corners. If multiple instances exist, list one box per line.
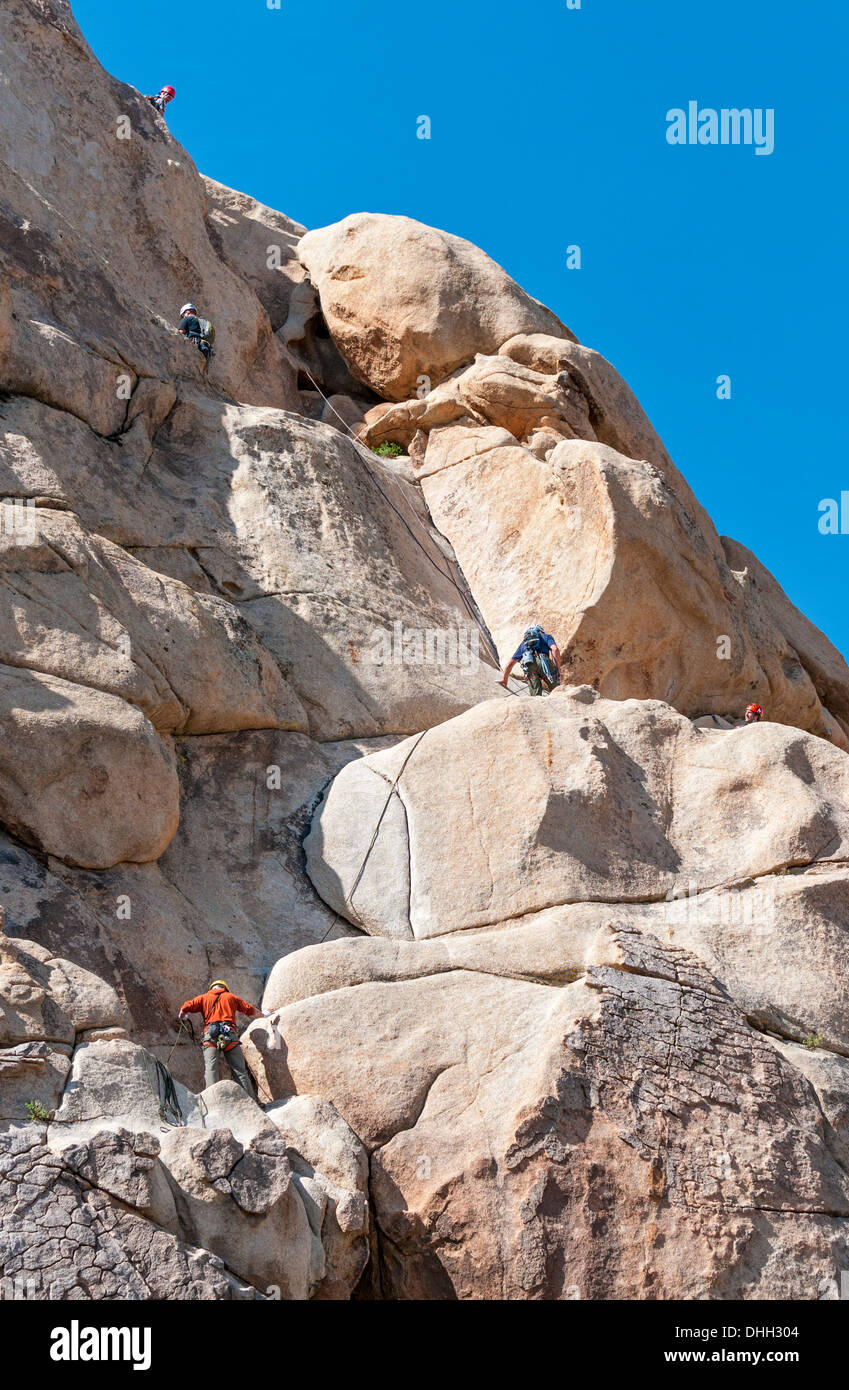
left=498, top=624, right=562, bottom=696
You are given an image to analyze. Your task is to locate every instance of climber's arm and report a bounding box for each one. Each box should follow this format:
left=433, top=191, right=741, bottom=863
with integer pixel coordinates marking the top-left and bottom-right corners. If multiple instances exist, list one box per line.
left=498, top=658, right=517, bottom=688
left=234, top=997, right=268, bottom=1020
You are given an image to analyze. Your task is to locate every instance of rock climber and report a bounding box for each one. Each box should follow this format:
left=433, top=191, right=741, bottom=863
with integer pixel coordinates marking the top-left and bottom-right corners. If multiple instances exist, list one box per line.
left=178, top=303, right=215, bottom=365
left=144, top=85, right=176, bottom=118
left=178, top=979, right=268, bottom=1096
left=744, top=703, right=764, bottom=725
left=497, top=624, right=562, bottom=697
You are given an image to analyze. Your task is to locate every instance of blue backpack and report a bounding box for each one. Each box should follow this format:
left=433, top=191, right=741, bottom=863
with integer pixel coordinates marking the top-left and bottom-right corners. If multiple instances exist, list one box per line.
left=521, top=626, right=558, bottom=686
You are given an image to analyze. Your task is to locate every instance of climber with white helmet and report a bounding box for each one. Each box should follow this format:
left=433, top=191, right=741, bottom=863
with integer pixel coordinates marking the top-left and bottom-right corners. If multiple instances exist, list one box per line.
left=145, top=85, right=176, bottom=119
left=498, top=624, right=562, bottom=697
left=178, top=302, right=216, bottom=365
left=178, top=980, right=269, bottom=1095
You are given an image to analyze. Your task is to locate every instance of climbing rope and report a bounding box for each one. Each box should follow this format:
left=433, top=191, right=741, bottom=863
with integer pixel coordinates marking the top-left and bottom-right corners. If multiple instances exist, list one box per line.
left=164, top=1015, right=194, bottom=1070
left=143, top=1050, right=184, bottom=1130
left=243, top=1048, right=273, bottom=1106
left=294, top=363, right=501, bottom=670
left=143, top=1018, right=194, bottom=1130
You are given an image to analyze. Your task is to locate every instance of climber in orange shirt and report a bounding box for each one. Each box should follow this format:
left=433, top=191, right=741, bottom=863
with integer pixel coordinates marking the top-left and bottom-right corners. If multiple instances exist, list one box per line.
left=179, top=979, right=268, bottom=1095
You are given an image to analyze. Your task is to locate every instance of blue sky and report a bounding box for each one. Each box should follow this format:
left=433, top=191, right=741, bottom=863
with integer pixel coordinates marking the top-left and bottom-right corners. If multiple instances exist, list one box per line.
left=74, top=0, right=848, bottom=658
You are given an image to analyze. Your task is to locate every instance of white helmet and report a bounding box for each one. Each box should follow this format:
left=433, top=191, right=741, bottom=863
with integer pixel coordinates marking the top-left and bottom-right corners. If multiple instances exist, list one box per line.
left=180, top=302, right=197, bottom=316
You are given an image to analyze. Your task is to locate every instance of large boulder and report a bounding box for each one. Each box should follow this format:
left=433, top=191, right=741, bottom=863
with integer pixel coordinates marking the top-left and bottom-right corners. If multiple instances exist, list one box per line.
left=265, top=868, right=849, bottom=1058
left=246, top=923, right=849, bottom=1299
left=0, top=731, right=375, bottom=1088
left=298, top=213, right=574, bottom=401
left=0, top=505, right=305, bottom=735
left=305, top=687, right=849, bottom=939
left=47, top=1038, right=369, bottom=1299
left=0, top=664, right=179, bottom=867
left=0, top=929, right=127, bottom=1049
left=418, top=432, right=849, bottom=746
left=0, top=1128, right=258, bottom=1299
left=0, top=392, right=506, bottom=741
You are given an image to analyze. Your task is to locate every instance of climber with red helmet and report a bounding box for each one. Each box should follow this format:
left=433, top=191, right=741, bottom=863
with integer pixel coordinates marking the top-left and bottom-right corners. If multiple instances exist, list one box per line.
left=144, top=85, right=176, bottom=119
left=744, top=703, right=764, bottom=725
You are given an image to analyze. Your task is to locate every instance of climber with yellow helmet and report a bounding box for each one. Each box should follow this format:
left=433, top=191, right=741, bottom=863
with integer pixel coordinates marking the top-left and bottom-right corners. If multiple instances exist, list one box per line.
left=178, top=980, right=268, bottom=1095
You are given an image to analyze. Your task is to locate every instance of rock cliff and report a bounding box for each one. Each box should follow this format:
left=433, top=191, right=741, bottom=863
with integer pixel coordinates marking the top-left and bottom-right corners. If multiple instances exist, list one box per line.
left=0, top=0, right=847, bottom=1301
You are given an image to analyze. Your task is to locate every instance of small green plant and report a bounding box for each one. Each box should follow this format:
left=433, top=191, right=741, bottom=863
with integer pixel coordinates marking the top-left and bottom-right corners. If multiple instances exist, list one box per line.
left=802, top=1032, right=824, bottom=1050
left=25, top=1099, right=51, bottom=1123
left=372, top=441, right=405, bottom=458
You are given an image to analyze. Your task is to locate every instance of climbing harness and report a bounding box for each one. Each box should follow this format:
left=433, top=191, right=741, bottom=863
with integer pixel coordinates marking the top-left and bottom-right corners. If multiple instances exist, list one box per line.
left=206, top=1020, right=238, bottom=1051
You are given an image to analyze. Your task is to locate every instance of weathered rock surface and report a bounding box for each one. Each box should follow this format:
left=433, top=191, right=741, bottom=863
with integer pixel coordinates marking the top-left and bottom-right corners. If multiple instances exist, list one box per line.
left=0, top=1128, right=260, bottom=1299
left=0, top=505, right=305, bottom=735
left=0, top=945, right=369, bottom=1299
left=0, top=663, right=179, bottom=867
left=306, top=687, right=849, bottom=939
left=299, top=213, right=574, bottom=400
left=0, top=392, right=504, bottom=742
left=45, top=1038, right=369, bottom=1299
left=418, top=432, right=849, bottom=745
left=0, top=0, right=299, bottom=415
left=246, top=923, right=849, bottom=1299
left=354, top=325, right=849, bottom=746
left=0, top=732, right=376, bottom=1089
left=2, top=0, right=849, bottom=1305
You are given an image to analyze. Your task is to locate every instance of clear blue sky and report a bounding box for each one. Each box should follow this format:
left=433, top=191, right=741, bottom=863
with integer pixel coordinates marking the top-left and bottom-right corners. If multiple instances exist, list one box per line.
left=74, top=0, right=848, bottom=659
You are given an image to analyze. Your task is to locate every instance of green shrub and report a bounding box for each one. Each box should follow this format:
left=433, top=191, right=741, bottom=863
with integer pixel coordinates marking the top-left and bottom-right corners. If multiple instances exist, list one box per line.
left=372, top=441, right=405, bottom=458
left=25, top=1099, right=51, bottom=1123
left=802, top=1032, right=824, bottom=1050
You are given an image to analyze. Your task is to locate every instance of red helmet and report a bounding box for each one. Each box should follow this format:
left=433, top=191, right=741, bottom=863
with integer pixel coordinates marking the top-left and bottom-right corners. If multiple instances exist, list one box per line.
left=161, top=86, right=176, bottom=98
left=746, top=703, right=763, bottom=718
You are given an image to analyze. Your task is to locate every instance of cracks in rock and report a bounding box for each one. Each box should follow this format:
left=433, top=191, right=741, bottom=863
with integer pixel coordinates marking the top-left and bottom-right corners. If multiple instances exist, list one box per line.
left=53, top=1151, right=268, bottom=1297
left=345, top=731, right=426, bottom=922
left=413, top=850, right=849, bottom=941
left=749, top=1013, right=849, bottom=1062
left=187, top=546, right=228, bottom=598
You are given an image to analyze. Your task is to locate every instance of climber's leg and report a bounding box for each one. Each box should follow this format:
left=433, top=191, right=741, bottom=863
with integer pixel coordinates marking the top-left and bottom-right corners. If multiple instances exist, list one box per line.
left=526, top=661, right=544, bottom=697
left=224, top=1044, right=254, bottom=1099
left=203, top=1046, right=221, bottom=1088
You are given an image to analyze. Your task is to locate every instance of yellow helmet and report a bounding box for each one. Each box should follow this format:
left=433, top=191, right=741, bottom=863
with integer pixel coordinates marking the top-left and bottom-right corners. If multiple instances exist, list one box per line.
left=209, top=979, right=229, bottom=992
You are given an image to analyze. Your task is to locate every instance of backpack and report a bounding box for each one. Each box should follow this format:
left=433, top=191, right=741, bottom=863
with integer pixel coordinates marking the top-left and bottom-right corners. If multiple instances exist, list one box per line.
left=522, top=625, right=546, bottom=656
left=197, top=317, right=215, bottom=345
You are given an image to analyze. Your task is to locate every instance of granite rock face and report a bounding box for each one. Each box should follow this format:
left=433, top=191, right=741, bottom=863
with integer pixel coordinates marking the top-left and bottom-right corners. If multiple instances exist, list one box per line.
left=1, top=0, right=849, bottom=1303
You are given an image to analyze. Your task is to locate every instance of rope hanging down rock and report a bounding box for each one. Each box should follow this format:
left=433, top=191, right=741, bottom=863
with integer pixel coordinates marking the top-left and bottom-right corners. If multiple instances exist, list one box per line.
left=143, top=1017, right=195, bottom=1129
left=296, top=363, right=500, bottom=669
